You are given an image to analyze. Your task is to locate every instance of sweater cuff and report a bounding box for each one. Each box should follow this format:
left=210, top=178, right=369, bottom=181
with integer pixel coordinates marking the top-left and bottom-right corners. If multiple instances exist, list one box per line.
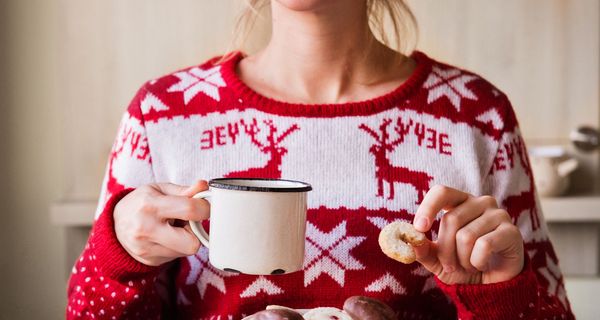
left=436, top=258, right=538, bottom=320
left=89, top=188, right=162, bottom=280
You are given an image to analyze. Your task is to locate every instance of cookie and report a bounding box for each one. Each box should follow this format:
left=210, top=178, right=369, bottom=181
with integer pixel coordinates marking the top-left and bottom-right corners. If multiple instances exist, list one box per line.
left=343, top=296, right=396, bottom=320
left=303, top=307, right=353, bottom=320
left=378, top=221, right=426, bottom=264
left=265, top=305, right=299, bottom=313
left=243, top=308, right=303, bottom=320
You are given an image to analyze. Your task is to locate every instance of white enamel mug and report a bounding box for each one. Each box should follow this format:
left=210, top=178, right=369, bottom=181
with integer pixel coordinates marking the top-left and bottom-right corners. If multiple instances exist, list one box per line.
left=189, top=178, right=312, bottom=275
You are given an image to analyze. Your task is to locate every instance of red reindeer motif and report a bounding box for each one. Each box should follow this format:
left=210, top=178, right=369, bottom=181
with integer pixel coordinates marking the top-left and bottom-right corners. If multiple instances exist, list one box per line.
left=225, top=119, right=300, bottom=179
left=502, top=136, right=540, bottom=230
left=359, top=118, right=433, bottom=203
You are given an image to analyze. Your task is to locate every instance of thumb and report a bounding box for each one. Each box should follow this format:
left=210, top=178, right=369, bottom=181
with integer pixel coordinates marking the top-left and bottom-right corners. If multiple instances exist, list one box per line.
left=154, top=180, right=208, bottom=197
left=412, top=239, right=443, bottom=275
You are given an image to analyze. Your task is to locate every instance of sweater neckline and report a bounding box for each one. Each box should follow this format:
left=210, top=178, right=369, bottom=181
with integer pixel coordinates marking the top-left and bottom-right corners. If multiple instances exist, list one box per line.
left=219, top=50, right=432, bottom=117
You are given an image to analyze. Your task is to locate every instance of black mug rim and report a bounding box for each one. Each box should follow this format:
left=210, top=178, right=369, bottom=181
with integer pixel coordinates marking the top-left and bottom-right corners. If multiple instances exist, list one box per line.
left=208, top=178, right=312, bottom=193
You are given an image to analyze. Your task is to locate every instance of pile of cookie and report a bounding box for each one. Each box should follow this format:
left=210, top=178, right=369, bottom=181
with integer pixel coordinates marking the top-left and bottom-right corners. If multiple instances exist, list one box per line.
left=266, top=305, right=353, bottom=320
left=245, top=296, right=396, bottom=320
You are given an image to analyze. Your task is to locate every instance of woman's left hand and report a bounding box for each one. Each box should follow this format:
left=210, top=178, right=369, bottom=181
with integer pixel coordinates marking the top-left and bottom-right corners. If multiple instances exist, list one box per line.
left=412, top=185, right=524, bottom=284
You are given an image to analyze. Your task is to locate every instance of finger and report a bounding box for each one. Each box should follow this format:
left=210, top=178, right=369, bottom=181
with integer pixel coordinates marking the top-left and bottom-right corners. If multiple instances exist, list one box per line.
left=470, top=223, right=521, bottom=272
left=413, top=185, right=470, bottom=233
left=129, top=242, right=182, bottom=266
left=146, top=242, right=183, bottom=260
left=412, top=238, right=443, bottom=276
left=153, top=182, right=192, bottom=196
left=153, top=195, right=210, bottom=221
left=181, top=180, right=209, bottom=197
left=456, top=208, right=510, bottom=272
left=437, top=196, right=496, bottom=272
left=154, top=224, right=201, bottom=256
left=343, top=296, right=396, bottom=320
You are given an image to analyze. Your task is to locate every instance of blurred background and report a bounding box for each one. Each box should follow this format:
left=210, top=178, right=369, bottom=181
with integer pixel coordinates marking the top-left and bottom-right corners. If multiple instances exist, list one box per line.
left=0, top=0, right=598, bottom=319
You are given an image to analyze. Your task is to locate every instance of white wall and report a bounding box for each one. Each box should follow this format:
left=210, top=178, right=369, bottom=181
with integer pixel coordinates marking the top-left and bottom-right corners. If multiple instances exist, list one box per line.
left=0, top=0, right=11, bottom=313
left=0, top=0, right=66, bottom=317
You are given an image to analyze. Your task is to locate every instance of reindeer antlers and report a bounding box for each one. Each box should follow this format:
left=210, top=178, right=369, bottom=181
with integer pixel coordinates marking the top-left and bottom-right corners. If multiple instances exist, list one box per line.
left=358, top=124, right=381, bottom=142
left=241, top=118, right=300, bottom=150
left=390, top=117, right=413, bottom=146
left=276, top=124, right=300, bottom=144
left=380, top=118, right=393, bottom=127
left=359, top=118, right=394, bottom=144
left=241, top=118, right=265, bottom=149
left=360, top=118, right=411, bottom=149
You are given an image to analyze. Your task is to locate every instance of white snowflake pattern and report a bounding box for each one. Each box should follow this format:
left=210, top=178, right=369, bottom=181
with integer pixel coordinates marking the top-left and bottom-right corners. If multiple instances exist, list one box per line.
left=140, top=92, right=169, bottom=115
left=179, top=247, right=236, bottom=303
left=527, top=248, right=538, bottom=260
left=240, top=276, right=284, bottom=298
left=411, top=265, right=432, bottom=277
left=370, top=218, right=438, bottom=294
left=366, top=216, right=411, bottom=230
left=303, top=221, right=366, bottom=287
left=423, top=65, right=478, bottom=112
left=168, top=65, right=225, bottom=103
left=420, top=276, right=438, bottom=294
left=411, top=263, right=438, bottom=293
left=365, top=273, right=406, bottom=295
left=475, top=108, right=504, bottom=131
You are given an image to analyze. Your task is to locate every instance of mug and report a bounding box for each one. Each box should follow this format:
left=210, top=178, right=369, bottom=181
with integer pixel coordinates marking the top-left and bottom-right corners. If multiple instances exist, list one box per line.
left=190, top=178, right=312, bottom=275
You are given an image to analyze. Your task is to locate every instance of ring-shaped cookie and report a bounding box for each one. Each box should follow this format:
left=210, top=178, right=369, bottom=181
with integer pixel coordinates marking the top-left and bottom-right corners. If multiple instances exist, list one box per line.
left=378, top=221, right=426, bottom=264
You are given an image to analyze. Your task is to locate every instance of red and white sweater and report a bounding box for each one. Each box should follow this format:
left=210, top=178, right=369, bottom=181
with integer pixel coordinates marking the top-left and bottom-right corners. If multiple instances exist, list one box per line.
left=67, top=52, right=574, bottom=319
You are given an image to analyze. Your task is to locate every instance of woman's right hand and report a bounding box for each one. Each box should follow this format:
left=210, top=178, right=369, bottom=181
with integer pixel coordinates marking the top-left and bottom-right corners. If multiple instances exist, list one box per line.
left=114, top=180, right=210, bottom=266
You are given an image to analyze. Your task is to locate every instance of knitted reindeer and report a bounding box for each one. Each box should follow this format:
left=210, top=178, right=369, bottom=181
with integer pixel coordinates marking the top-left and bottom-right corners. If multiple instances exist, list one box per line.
left=225, top=118, right=299, bottom=179
left=502, top=136, right=540, bottom=230
left=359, top=118, right=433, bottom=203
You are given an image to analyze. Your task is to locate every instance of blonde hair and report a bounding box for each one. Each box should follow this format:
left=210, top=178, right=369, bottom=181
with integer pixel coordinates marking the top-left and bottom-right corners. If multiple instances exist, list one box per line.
left=231, top=0, right=418, bottom=55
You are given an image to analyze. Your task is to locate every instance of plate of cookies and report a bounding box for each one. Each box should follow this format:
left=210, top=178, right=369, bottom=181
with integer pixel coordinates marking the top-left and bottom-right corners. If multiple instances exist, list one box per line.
left=244, top=296, right=397, bottom=320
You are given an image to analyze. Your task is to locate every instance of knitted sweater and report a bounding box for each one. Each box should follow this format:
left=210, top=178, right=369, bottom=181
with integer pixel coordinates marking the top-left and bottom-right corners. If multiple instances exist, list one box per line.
left=67, top=51, right=574, bottom=320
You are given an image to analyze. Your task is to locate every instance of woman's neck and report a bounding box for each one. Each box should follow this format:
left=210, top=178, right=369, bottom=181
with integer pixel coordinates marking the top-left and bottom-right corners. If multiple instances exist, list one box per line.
left=238, top=0, right=413, bottom=104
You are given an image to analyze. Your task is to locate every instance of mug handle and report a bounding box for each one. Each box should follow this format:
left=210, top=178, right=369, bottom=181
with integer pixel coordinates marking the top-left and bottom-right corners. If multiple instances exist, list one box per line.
left=189, top=190, right=211, bottom=248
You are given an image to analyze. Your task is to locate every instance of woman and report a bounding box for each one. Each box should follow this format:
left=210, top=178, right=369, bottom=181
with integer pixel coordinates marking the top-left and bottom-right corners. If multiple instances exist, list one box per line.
left=67, top=0, right=574, bottom=319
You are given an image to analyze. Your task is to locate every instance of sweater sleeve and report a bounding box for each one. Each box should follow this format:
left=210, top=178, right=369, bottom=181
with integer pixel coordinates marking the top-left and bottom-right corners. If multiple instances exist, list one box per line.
left=436, top=98, right=575, bottom=319
left=66, top=85, right=168, bottom=319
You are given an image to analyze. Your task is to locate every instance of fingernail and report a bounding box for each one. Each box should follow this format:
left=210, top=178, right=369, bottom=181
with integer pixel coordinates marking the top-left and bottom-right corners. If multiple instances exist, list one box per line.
left=444, top=265, right=455, bottom=273
left=414, top=217, right=428, bottom=231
